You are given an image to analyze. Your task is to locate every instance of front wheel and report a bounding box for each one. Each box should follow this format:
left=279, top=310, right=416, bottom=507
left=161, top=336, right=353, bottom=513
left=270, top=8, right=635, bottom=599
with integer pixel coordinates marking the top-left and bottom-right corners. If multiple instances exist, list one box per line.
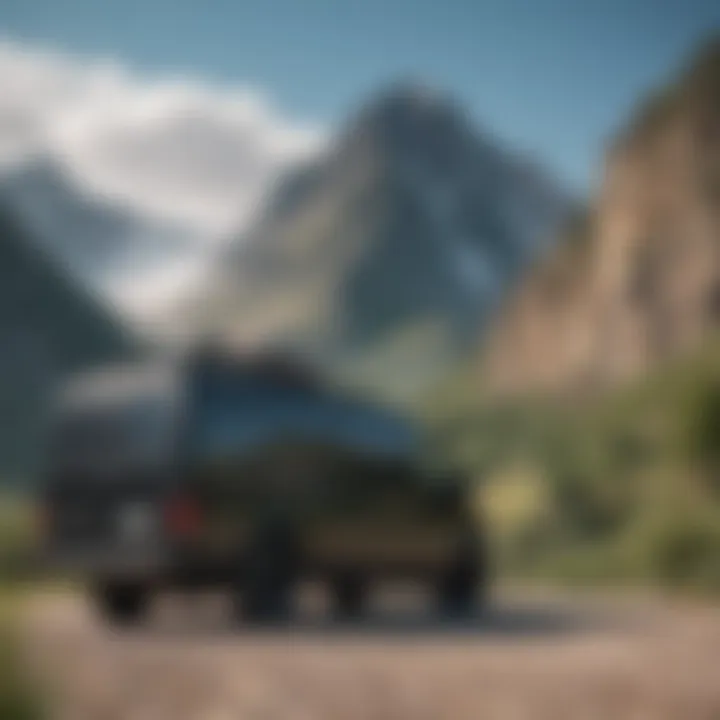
left=331, top=571, right=368, bottom=621
left=92, top=581, right=150, bottom=626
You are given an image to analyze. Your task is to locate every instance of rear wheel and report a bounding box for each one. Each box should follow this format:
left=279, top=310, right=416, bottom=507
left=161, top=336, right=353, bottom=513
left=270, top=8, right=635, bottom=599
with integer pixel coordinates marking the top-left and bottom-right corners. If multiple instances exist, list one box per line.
left=437, top=562, right=477, bottom=618
left=236, top=526, right=298, bottom=624
left=92, top=581, right=150, bottom=626
left=437, top=533, right=488, bottom=619
left=331, top=571, right=368, bottom=621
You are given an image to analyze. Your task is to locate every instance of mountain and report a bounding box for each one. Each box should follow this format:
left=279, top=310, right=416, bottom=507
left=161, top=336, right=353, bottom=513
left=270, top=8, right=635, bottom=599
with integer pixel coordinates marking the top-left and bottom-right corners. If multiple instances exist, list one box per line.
left=0, top=201, right=135, bottom=479
left=203, top=82, right=570, bottom=393
left=483, top=37, right=720, bottom=398
left=0, top=157, right=198, bottom=324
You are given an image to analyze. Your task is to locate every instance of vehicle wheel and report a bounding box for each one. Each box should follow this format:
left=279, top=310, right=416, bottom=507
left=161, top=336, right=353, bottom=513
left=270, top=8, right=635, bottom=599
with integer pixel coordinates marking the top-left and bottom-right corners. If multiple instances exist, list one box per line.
left=237, top=526, right=298, bottom=624
left=331, top=572, right=367, bottom=621
left=437, top=562, right=477, bottom=618
left=437, top=536, right=487, bottom=619
left=92, top=581, right=149, bottom=626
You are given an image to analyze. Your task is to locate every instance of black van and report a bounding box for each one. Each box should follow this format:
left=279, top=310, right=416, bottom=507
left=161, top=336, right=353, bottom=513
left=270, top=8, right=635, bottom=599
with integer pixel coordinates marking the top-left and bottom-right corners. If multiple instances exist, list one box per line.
left=39, top=347, right=487, bottom=624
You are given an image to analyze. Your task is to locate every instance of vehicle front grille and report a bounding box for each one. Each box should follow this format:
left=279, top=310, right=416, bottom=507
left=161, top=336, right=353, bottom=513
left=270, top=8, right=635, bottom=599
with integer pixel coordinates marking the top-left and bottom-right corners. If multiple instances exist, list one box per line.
left=46, top=475, right=162, bottom=546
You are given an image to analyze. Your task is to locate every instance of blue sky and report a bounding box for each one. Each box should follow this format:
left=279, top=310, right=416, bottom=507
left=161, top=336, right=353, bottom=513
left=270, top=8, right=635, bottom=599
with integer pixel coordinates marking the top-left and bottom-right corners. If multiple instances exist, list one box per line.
left=1, top=0, right=719, bottom=190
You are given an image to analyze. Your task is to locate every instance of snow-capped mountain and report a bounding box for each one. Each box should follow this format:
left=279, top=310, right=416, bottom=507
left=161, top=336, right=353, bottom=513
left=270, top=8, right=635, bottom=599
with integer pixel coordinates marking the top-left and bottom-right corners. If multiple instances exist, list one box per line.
left=204, top=82, right=570, bottom=390
left=0, top=201, right=135, bottom=477
left=0, top=157, right=202, bottom=326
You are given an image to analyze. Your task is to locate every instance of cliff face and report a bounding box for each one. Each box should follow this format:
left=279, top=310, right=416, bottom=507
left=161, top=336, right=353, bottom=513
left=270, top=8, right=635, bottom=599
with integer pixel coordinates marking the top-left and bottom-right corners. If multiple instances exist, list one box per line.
left=484, top=38, right=720, bottom=397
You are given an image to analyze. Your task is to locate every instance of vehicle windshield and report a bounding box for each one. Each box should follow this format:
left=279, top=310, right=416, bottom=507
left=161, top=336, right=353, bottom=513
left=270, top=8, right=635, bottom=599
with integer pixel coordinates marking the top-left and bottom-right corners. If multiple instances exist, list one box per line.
left=191, top=375, right=421, bottom=463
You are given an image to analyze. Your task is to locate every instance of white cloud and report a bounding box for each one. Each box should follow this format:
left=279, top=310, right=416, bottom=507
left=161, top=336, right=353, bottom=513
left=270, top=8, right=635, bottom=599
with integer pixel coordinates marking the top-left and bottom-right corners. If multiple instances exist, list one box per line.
left=0, top=39, right=325, bottom=236
left=106, top=248, right=213, bottom=333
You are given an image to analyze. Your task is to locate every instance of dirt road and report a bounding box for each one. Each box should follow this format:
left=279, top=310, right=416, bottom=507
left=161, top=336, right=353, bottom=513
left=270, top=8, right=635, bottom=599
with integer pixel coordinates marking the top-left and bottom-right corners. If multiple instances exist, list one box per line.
left=23, top=587, right=720, bottom=720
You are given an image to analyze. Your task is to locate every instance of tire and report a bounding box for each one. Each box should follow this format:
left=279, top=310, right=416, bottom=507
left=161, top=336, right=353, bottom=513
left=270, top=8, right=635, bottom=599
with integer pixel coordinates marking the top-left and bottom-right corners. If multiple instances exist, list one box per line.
left=331, top=571, right=368, bottom=621
left=437, top=533, right=488, bottom=619
left=437, top=562, right=477, bottom=618
left=237, top=525, right=298, bottom=624
left=92, top=581, right=149, bottom=626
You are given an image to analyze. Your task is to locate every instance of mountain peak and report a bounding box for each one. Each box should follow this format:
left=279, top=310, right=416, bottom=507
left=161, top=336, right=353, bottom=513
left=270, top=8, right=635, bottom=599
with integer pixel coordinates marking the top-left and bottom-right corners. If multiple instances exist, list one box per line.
left=681, top=33, right=720, bottom=108
left=208, top=82, right=569, bottom=382
left=617, top=34, right=720, bottom=150
left=684, top=33, right=720, bottom=83
left=369, top=78, right=449, bottom=111
left=345, top=79, right=466, bottom=147
left=332, top=81, right=485, bottom=182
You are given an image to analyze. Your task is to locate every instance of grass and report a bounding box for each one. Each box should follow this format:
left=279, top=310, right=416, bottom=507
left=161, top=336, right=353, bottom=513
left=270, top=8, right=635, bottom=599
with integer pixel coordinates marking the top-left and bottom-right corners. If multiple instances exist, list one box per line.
left=0, top=590, right=45, bottom=720
left=0, top=496, right=36, bottom=586
left=0, top=493, right=46, bottom=719
left=426, top=337, right=720, bottom=596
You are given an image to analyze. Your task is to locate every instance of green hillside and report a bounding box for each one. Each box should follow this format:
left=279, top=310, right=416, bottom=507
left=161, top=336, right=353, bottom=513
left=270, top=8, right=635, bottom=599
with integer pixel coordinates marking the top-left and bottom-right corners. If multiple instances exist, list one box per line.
left=425, top=337, right=720, bottom=592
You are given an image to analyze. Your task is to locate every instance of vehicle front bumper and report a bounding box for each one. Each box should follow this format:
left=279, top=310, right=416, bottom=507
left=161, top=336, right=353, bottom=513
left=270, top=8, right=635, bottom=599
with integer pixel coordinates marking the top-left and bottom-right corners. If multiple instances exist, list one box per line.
left=40, top=544, right=172, bottom=582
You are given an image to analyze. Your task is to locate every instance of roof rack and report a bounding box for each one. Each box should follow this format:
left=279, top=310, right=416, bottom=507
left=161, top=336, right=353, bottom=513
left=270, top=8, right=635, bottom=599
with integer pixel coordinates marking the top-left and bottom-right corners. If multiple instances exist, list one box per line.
left=184, top=338, right=322, bottom=391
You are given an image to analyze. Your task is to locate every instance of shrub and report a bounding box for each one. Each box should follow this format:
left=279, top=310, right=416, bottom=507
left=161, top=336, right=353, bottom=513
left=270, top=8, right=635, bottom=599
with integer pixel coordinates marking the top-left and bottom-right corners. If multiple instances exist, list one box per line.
left=628, top=507, right=720, bottom=592
left=677, top=373, right=720, bottom=493
left=0, top=599, right=44, bottom=720
left=0, top=497, right=36, bottom=584
left=481, top=465, right=556, bottom=571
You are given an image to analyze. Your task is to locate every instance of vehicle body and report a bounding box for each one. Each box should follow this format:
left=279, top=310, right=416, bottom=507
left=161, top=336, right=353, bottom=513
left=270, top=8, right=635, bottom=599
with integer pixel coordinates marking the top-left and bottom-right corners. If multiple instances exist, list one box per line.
left=38, top=346, right=488, bottom=623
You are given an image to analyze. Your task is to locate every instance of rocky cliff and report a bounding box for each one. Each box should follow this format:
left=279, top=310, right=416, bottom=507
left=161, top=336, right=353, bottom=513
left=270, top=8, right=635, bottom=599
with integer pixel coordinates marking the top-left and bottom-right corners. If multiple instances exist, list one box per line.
left=484, top=37, right=720, bottom=397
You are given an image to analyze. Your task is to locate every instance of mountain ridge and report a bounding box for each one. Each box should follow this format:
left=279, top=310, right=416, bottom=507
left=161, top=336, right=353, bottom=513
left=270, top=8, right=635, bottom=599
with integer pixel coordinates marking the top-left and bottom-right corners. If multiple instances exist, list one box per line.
left=202, top=81, right=570, bottom=393
left=0, top=199, right=135, bottom=478
left=0, top=155, right=200, bottom=325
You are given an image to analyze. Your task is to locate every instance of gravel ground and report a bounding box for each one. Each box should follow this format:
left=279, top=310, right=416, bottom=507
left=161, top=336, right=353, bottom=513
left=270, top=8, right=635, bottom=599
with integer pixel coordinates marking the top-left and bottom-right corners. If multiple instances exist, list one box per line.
left=22, top=586, right=720, bottom=720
